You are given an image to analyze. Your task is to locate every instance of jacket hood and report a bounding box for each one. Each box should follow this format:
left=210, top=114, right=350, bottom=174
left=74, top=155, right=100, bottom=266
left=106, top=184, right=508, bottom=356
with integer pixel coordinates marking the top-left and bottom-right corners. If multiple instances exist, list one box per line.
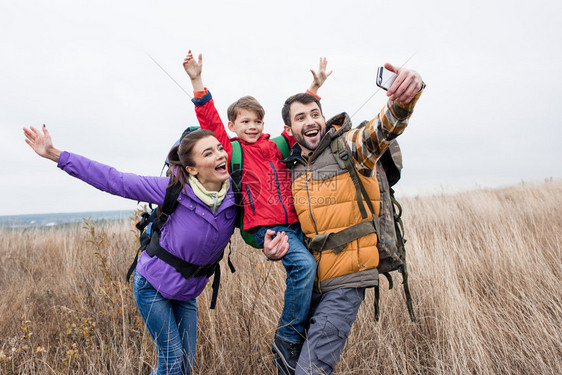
left=325, top=112, right=353, bottom=136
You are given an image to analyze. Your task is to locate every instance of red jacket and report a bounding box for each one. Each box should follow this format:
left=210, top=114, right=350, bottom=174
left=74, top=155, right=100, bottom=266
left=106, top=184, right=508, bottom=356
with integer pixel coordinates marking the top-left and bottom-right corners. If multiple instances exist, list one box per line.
left=192, top=90, right=298, bottom=231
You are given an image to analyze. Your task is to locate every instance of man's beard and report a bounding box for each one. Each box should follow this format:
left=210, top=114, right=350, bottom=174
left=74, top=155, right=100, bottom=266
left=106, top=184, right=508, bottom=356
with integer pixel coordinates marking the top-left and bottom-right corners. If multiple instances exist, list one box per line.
left=293, top=126, right=326, bottom=153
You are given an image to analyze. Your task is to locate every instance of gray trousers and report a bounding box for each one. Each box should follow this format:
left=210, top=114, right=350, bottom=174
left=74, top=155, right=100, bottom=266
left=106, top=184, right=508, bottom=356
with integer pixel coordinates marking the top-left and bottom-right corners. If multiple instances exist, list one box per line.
left=295, top=287, right=366, bottom=375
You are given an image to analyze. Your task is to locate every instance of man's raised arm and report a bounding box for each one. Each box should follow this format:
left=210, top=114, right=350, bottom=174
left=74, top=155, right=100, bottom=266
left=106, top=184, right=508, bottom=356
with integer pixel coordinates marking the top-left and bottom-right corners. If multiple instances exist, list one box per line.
left=346, top=63, right=424, bottom=171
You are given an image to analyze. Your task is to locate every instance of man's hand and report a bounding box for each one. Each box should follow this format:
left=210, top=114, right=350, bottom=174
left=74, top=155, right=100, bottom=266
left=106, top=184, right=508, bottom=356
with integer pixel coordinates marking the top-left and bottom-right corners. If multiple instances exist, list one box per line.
left=262, top=229, right=289, bottom=260
left=183, top=50, right=204, bottom=91
left=23, top=124, right=61, bottom=162
left=309, top=57, right=333, bottom=94
left=385, top=62, right=423, bottom=104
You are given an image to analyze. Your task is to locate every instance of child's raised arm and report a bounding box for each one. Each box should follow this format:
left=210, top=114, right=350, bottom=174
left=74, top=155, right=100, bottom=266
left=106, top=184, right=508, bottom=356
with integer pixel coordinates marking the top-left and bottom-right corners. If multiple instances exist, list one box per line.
left=308, top=57, right=332, bottom=95
left=183, top=51, right=233, bottom=158
left=183, top=50, right=204, bottom=91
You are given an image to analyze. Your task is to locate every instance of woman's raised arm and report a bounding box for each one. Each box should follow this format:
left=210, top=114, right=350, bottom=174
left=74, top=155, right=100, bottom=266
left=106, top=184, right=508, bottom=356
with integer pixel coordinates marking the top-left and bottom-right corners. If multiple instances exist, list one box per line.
left=23, top=124, right=61, bottom=162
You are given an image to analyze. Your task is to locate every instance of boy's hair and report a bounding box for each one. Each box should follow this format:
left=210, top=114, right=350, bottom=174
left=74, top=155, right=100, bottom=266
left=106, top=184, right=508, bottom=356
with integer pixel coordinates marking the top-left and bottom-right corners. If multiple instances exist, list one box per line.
left=281, top=93, right=323, bottom=126
left=227, top=96, right=265, bottom=122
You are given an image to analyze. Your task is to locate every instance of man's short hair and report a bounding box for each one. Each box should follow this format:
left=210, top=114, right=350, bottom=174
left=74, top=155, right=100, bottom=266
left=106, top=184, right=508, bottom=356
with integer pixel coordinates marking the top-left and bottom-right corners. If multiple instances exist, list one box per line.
left=281, top=93, right=323, bottom=126
left=227, top=96, right=265, bottom=122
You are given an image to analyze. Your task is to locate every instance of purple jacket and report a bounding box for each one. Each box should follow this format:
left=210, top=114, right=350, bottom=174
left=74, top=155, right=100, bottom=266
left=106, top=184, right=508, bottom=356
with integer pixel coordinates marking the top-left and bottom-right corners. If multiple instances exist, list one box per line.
left=58, top=151, right=237, bottom=301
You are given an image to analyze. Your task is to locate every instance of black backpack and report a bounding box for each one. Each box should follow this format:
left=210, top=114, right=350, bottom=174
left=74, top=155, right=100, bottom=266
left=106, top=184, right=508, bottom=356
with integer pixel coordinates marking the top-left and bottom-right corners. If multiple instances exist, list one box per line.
left=126, top=126, right=235, bottom=309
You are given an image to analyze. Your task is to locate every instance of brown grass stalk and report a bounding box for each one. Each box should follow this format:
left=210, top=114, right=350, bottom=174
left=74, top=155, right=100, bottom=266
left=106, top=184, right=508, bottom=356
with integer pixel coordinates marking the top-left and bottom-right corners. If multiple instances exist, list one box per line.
left=0, top=180, right=560, bottom=374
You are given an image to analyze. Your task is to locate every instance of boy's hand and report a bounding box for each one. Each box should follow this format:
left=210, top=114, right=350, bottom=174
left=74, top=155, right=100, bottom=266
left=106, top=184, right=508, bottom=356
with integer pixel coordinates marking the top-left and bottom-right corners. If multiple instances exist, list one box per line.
left=384, top=62, right=423, bottom=104
left=309, top=57, right=332, bottom=94
left=183, top=50, right=204, bottom=91
left=183, top=50, right=202, bottom=79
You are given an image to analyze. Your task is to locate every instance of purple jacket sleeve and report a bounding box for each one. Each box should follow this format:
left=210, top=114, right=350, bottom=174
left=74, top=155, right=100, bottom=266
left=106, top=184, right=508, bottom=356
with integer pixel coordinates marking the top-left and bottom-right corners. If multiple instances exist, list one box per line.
left=57, top=151, right=169, bottom=205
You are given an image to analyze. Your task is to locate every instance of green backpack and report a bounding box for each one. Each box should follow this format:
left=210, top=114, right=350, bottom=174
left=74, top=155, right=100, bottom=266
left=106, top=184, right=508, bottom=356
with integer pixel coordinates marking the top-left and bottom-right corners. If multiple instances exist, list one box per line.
left=229, top=135, right=292, bottom=248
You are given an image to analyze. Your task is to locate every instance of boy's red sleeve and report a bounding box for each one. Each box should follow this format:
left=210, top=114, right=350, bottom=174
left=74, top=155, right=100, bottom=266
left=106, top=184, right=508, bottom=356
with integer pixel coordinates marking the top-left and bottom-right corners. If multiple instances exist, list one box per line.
left=192, top=90, right=233, bottom=159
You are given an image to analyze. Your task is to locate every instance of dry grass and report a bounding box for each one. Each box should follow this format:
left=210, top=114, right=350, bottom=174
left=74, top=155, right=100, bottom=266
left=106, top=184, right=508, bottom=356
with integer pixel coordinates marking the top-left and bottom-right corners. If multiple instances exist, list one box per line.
left=1, top=181, right=560, bottom=374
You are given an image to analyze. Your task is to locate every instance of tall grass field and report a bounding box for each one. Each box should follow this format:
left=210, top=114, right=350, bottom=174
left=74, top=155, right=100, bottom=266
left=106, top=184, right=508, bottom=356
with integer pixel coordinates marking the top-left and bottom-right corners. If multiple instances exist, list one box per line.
left=1, top=181, right=560, bottom=374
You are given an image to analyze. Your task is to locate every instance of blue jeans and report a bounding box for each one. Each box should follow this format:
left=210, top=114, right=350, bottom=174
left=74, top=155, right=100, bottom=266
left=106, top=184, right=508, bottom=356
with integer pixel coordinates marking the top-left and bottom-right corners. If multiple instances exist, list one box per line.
left=254, top=224, right=317, bottom=344
left=133, top=270, right=197, bottom=375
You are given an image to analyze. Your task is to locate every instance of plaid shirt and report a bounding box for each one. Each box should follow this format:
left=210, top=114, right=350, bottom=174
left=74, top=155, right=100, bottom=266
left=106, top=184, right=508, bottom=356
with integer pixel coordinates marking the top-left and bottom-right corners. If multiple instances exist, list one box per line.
left=346, top=86, right=424, bottom=173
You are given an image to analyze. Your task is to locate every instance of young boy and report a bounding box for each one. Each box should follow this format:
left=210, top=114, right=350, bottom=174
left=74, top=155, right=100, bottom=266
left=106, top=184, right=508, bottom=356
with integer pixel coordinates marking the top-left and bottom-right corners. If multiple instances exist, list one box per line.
left=184, top=51, right=331, bottom=374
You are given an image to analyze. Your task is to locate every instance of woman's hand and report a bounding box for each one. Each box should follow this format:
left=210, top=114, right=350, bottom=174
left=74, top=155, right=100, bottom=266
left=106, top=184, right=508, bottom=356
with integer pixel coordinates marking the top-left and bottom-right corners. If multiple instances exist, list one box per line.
left=262, top=229, right=289, bottom=260
left=23, top=125, right=61, bottom=162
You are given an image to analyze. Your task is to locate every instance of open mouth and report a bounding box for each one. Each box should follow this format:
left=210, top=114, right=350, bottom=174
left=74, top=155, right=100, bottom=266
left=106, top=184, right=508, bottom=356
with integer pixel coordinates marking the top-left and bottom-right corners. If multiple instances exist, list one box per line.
left=215, top=162, right=227, bottom=172
left=304, top=127, right=320, bottom=138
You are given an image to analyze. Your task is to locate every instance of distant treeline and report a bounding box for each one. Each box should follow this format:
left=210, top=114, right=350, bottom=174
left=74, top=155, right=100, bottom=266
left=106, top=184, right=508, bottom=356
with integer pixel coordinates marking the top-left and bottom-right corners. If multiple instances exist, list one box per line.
left=0, top=210, right=131, bottom=228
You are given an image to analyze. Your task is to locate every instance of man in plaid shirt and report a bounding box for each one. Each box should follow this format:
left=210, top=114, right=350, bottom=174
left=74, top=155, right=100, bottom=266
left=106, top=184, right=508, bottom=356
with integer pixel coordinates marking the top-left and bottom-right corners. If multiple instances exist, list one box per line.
left=277, top=62, right=424, bottom=375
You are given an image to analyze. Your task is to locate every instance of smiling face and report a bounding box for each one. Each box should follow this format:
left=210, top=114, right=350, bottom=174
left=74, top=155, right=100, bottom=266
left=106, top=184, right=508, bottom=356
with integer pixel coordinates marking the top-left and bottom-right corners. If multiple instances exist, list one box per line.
left=284, top=101, right=326, bottom=153
left=185, top=135, right=229, bottom=191
left=228, top=109, right=264, bottom=144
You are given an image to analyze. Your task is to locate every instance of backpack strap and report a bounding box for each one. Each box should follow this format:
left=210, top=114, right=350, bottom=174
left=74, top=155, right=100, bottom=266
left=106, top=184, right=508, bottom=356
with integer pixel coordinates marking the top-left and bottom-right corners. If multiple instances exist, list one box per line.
left=330, top=137, right=371, bottom=220
left=391, top=190, right=416, bottom=322
left=126, top=181, right=232, bottom=309
left=126, top=182, right=183, bottom=282
left=228, top=136, right=291, bottom=250
left=126, top=210, right=152, bottom=282
left=126, top=247, right=143, bottom=283
left=156, top=182, right=183, bottom=227
left=145, top=230, right=220, bottom=280
left=307, top=220, right=376, bottom=254
left=230, top=136, right=289, bottom=198
left=309, top=136, right=415, bottom=322
left=229, top=140, right=247, bottom=237
left=333, top=135, right=415, bottom=322
left=306, top=137, right=381, bottom=254
left=146, top=230, right=224, bottom=308
left=271, top=134, right=291, bottom=159
left=230, top=140, right=243, bottom=200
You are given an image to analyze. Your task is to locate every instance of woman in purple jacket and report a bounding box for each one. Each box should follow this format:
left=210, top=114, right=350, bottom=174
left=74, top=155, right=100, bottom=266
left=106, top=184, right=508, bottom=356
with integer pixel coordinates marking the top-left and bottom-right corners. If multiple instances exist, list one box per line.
left=23, top=124, right=288, bottom=374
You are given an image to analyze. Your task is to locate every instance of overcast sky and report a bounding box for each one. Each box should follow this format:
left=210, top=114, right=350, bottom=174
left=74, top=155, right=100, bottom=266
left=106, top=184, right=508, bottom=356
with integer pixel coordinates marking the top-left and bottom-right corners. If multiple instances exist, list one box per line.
left=1, top=0, right=561, bottom=216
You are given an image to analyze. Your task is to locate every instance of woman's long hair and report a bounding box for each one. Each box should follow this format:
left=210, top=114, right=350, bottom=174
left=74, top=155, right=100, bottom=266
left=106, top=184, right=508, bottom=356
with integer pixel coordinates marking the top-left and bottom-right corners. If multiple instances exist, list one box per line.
left=165, top=128, right=216, bottom=188
left=156, top=129, right=217, bottom=218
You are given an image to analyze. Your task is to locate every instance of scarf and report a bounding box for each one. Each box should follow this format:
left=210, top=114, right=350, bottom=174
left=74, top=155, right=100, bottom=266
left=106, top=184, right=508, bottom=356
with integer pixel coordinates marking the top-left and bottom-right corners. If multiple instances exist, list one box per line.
left=188, top=175, right=230, bottom=214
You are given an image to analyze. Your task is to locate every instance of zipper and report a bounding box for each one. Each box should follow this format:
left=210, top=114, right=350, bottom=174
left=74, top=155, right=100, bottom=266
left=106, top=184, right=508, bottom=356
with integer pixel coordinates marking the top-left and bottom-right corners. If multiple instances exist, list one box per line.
left=305, top=161, right=319, bottom=235
left=269, top=161, right=289, bottom=224
left=304, top=159, right=321, bottom=292
left=244, top=184, right=256, bottom=215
